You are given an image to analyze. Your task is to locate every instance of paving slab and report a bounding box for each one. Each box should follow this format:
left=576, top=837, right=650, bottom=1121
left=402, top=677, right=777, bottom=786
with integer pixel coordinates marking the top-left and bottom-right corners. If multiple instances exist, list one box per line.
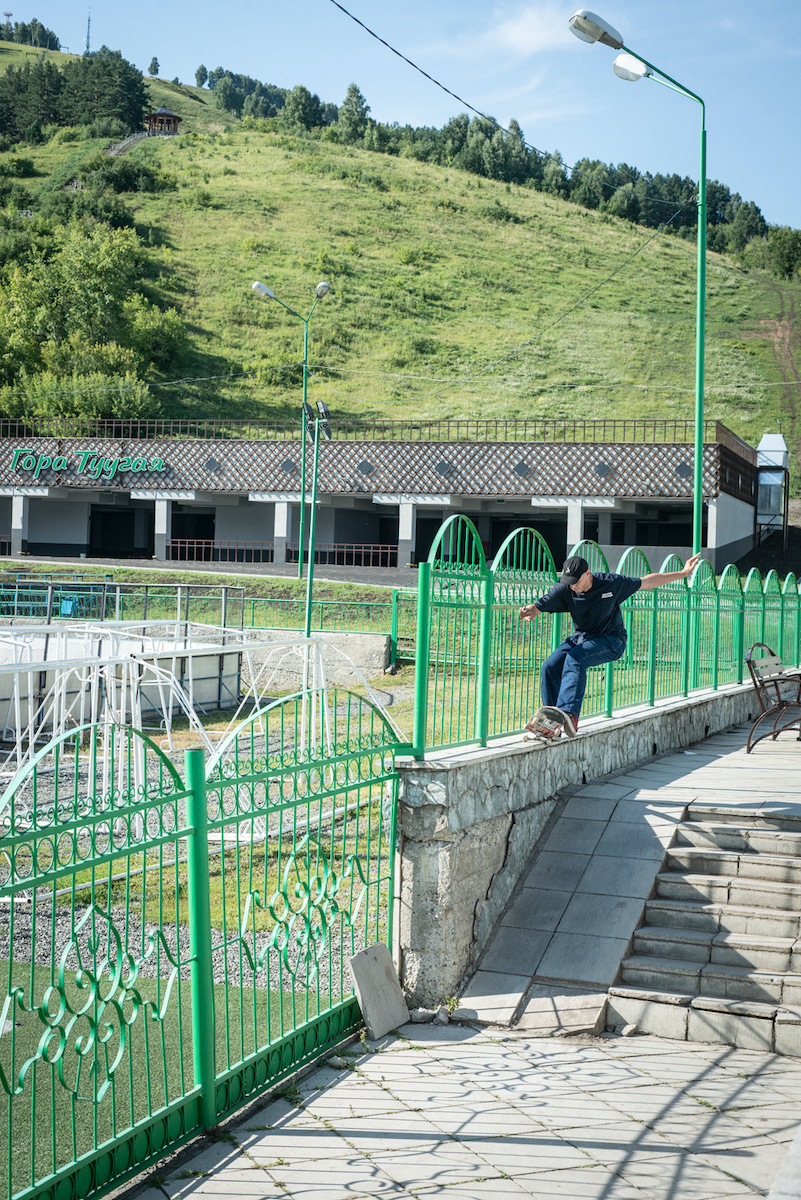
left=500, top=886, right=572, bottom=932
left=149, top=1026, right=801, bottom=1200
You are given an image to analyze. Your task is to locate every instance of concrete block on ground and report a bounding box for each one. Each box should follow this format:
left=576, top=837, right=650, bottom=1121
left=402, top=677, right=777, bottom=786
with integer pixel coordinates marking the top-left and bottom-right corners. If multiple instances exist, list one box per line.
left=348, top=944, right=409, bottom=1039
left=516, top=984, right=606, bottom=1035
left=605, top=991, right=689, bottom=1041
left=775, top=1013, right=801, bottom=1059
left=687, top=1003, right=774, bottom=1051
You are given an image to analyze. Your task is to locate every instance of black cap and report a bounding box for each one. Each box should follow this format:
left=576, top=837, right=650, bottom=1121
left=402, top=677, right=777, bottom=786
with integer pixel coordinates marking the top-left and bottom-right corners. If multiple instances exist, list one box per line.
left=560, top=555, right=590, bottom=584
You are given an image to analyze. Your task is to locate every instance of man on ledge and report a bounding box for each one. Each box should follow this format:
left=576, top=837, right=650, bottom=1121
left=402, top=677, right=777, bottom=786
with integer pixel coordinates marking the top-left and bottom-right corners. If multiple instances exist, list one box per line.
left=519, top=551, right=701, bottom=739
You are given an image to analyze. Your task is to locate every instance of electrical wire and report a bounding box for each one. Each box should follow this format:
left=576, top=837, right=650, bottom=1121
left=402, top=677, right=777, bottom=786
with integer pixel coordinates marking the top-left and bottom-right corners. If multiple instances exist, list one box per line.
left=327, top=0, right=701, bottom=213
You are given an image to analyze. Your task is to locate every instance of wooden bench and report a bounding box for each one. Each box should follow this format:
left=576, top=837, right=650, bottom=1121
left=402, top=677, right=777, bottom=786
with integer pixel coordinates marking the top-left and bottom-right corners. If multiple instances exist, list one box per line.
left=745, top=643, right=801, bottom=753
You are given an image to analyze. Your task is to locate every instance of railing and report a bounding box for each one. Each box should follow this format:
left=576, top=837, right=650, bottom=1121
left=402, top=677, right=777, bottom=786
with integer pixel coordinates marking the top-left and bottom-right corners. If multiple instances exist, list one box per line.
left=411, top=516, right=801, bottom=756
left=0, top=581, right=246, bottom=626
left=0, top=693, right=401, bottom=1200
left=286, top=542, right=398, bottom=568
left=0, top=416, right=751, bottom=453
left=167, top=539, right=275, bottom=564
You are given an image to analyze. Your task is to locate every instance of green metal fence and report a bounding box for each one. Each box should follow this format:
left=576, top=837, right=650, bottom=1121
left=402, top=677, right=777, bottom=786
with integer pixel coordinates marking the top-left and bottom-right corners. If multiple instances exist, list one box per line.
left=412, top=516, right=801, bottom=757
left=0, top=583, right=420, bottom=660
left=0, top=691, right=402, bottom=1200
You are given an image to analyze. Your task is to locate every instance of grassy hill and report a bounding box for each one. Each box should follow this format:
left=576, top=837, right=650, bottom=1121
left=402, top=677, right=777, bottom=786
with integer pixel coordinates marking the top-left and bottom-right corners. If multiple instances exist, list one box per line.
left=0, top=47, right=799, bottom=481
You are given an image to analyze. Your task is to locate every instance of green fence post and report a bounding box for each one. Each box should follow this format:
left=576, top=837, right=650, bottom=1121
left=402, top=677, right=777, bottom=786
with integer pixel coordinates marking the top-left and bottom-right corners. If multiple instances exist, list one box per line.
left=390, top=589, right=399, bottom=668
left=735, top=587, right=745, bottom=684
left=682, top=583, right=692, bottom=697
left=712, top=587, right=721, bottom=691
left=476, top=566, right=494, bottom=747
left=412, top=562, right=432, bottom=760
left=647, top=589, right=658, bottom=707
left=184, top=747, right=217, bottom=1130
left=604, top=659, right=615, bottom=717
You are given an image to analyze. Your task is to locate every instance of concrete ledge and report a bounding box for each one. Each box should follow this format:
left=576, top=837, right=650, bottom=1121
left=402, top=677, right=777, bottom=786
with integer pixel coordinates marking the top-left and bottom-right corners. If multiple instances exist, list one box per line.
left=397, top=683, right=759, bottom=1008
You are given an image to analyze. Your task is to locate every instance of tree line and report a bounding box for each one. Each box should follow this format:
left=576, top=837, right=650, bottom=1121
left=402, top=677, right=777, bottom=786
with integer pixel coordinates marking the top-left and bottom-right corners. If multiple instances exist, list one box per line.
left=0, top=17, right=60, bottom=50
left=330, top=85, right=795, bottom=270
left=194, top=63, right=339, bottom=127
left=0, top=48, right=149, bottom=143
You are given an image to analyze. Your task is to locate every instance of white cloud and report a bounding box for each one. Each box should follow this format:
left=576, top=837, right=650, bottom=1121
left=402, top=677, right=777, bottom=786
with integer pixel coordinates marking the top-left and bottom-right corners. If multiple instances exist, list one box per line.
left=421, top=2, right=575, bottom=64
left=486, top=2, right=576, bottom=56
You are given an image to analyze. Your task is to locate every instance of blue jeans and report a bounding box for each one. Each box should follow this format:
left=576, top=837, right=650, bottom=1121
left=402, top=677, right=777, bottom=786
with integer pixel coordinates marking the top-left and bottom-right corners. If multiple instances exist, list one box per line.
left=540, top=632, right=627, bottom=716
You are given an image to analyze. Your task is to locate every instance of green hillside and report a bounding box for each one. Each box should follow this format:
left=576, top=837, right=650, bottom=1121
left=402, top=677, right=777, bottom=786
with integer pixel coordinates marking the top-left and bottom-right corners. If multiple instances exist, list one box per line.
left=127, top=128, right=801, bottom=447
left=0, top=54, right=798, bottom=480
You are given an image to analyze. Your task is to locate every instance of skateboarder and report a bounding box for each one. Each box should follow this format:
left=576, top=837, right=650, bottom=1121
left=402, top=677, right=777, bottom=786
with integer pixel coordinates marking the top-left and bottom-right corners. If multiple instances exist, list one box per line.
left=519, top=551, right=701, bottom=739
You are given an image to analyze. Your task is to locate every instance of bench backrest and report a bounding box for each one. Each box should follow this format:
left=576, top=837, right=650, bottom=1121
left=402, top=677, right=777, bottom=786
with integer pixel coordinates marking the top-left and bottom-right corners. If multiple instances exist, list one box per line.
left=746, top=642, right=801, bottom=712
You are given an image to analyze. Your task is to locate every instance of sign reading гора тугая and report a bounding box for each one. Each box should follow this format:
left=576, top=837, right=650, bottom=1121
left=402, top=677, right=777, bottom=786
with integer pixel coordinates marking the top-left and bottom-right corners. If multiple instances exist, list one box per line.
left=11, top=448, right=166, bottom=481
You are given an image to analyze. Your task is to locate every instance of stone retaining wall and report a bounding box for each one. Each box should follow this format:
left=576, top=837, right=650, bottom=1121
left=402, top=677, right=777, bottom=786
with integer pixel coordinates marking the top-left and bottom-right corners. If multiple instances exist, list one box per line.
left=396, top=683, right=759, bottom=1008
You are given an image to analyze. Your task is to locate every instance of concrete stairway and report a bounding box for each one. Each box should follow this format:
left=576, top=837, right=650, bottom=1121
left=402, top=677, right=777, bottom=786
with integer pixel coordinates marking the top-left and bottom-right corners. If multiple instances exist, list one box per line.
left=607, top=804, right=801, bottom=1053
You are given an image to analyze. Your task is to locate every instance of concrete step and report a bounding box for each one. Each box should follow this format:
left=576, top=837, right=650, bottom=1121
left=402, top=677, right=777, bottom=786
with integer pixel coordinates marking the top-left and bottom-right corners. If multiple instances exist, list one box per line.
left=676, top=823, right=801, bottom=857
left=644, top=897, right=801, bottom=939
left=665, top=846, right=801, bottom=883
left=688, top=806, right=801, bottom=833
left=605, top=985, right=801, bottom=1054
left=620, top=954, right=801, bottom=1006
left=632, top=926, right=798, bottom=972
left=655, top=871, right=801, bottom=909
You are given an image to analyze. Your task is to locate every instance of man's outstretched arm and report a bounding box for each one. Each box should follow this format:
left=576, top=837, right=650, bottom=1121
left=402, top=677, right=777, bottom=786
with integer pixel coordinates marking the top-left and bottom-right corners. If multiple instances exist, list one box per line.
left=519, top=602, right=542, bottom=621
left=639, top=552, right=702, bottom=591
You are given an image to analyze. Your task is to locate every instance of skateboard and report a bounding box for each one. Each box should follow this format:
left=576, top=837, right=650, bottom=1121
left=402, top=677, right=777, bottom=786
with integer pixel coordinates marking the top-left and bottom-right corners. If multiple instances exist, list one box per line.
left=523, top=706, right=577, bottom=743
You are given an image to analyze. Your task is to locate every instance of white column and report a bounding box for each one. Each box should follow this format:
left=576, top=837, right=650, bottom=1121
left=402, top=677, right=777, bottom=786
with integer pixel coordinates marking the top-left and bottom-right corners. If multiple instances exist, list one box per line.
left=398, top=501, right=417, bottom=566
left=154, top=499, right=172, bottom=560
left=11, top=494, right=29, bottom=556
left=273, top=500, right=290, bottom=564
left=597, top=511, right=612, bottom=545
left=566, top=499, right=584, bottom=551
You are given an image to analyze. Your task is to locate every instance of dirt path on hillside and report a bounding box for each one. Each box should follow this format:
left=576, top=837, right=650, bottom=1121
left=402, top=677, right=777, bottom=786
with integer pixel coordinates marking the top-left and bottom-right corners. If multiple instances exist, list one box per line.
left=770, top=285, right=801, bottom=472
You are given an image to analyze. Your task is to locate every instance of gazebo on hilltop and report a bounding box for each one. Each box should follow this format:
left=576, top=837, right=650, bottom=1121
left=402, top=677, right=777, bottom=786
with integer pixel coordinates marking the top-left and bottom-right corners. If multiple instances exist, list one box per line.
left=146, top=106, right=182, bottom=135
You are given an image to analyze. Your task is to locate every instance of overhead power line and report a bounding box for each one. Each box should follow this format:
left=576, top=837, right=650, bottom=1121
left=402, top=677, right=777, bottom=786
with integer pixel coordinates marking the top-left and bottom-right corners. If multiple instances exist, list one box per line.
left=327, top=0, right=700, bottom=212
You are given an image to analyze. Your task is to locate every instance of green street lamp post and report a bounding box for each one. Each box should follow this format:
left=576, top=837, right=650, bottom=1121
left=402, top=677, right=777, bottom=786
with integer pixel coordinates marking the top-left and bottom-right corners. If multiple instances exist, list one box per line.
left=252, top=280, right=330, bottom=577
left=568, top=10, right=707, bottom=555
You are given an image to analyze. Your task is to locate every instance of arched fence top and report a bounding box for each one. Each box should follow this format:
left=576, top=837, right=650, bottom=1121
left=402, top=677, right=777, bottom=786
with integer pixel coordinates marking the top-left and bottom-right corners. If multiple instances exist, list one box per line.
left=717, top=563, right=744, bottom=596
left=0, top=721, right=183, bottom=820
left=763, top=569, right=782, bottom=597
left=568, top=539, right=610, bottom=573
left=491, top=527, right=557, bottom=578
left=658, top=553, right=687, bottom=574
left=743, top=567, right=766, bottom=596
left=616, top=546, right=652, bottom=578
left=206, top=686, right=403, bottom=778
left=427, top=514, right=487, bottom=574
left=782, top=572, right=799, bottom=596
left=691, top=557, right=717, bottom=591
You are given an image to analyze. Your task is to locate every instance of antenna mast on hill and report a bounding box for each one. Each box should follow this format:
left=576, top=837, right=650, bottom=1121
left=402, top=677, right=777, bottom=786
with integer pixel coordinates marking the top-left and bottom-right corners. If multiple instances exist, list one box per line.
left=3, top=13, right=12, bottom=25
left=84, top=6, right=90, bottom=53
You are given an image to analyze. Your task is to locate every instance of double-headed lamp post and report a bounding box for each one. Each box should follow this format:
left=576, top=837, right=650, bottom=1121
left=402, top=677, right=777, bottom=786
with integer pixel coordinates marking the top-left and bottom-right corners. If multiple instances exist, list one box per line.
left=568, top=10, right=707, bottom=556
left=252, top=279, right=330, bottom=578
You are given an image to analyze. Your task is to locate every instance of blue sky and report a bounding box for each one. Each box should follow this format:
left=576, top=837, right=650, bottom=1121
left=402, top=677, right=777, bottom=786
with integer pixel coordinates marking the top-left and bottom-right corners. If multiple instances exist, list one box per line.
left=23, top=0, right=801, bottom=227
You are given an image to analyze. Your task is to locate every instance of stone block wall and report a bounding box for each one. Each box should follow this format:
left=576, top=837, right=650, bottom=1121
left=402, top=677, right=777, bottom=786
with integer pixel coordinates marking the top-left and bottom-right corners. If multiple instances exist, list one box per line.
left=396, top=682, right=759, bottom=1008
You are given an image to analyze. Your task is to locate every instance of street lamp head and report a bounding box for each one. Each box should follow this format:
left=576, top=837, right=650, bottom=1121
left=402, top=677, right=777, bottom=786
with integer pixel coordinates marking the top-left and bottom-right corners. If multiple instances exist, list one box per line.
left=613, top=52, right=651, bottom=81
left=251, top=281, right=276, bottom=300
left=568, top=9, right=624, bottom=49
left=315, top=281, right=330, bottom=299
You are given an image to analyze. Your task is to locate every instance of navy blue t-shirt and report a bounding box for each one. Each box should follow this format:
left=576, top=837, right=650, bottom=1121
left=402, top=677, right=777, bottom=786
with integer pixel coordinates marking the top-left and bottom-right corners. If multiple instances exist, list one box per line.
left=535, top=572, right=641, bottom=639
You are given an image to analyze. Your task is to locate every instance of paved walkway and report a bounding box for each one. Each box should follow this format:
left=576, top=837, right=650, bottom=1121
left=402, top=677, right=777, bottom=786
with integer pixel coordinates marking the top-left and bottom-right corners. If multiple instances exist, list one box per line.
left=131, top=722, right=801, bottom=1200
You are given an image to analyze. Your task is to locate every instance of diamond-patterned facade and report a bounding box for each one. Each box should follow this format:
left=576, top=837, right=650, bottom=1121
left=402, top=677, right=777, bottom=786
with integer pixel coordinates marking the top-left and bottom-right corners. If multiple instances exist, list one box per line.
left=0, top=437, right=754, bottom=503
